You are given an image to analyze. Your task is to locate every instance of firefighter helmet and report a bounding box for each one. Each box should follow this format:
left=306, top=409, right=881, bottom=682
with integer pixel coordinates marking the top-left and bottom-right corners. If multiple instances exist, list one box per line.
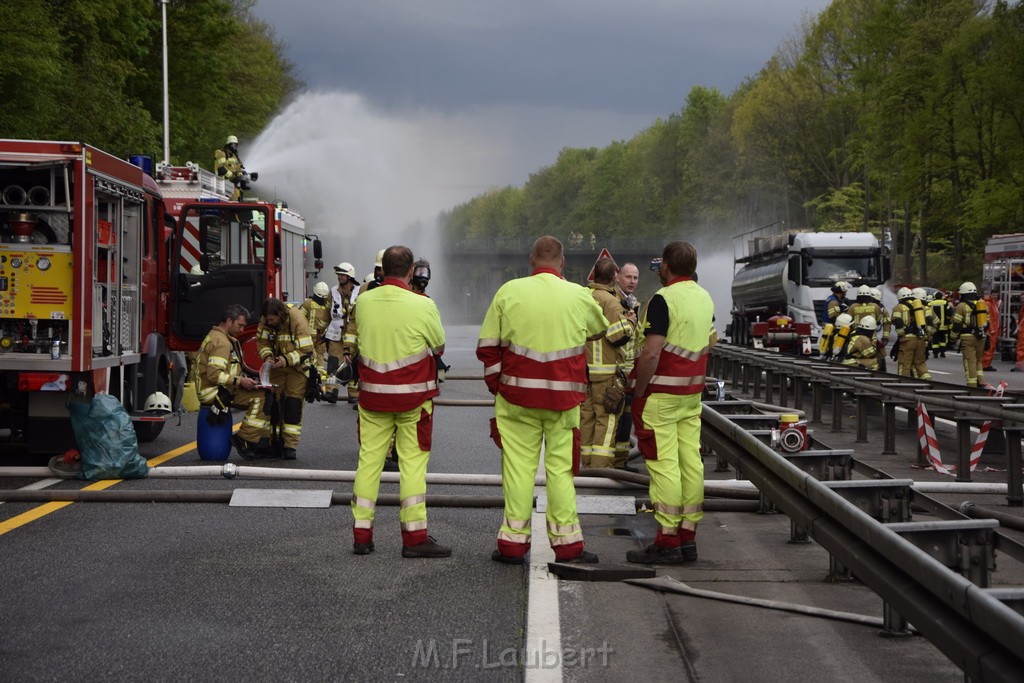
left=412, top=259, right=431, bottom=287
left=374, top=248, right=386, bottom=268
left=832, top=281, right=850, bottom=294
left=870, top=287, right=882, bottom=302
left=859, top=315, right=877, bottom=332
left=933, top=290, right=945, bottom=300
left=226, top=135, right=239, bottom=145
left=897, top=287, right=913, bottom=300
left=857, top=284, right=871, bottom=298
left=144, top=392, right=172, bottom=413
left=959, top=281, right=977, bottom=295
left=333, top=262, right=356, bottom=278
left=912, top=287, right=928, bottom=301
left=313, top=281, right=330, bottom=298
left=836, top=313, right=853, bottom=328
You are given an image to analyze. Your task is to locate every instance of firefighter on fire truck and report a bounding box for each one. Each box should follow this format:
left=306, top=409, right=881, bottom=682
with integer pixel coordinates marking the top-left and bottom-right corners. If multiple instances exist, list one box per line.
left=214, top=135, right=258, bottom=201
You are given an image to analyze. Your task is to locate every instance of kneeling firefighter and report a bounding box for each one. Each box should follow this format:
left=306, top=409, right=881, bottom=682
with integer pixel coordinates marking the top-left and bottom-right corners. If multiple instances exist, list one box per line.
left=257, top=297, right=315, bottom=459
left=196, top=304, right=267, bottom=459
left=841, top=315, right=881, bottom=371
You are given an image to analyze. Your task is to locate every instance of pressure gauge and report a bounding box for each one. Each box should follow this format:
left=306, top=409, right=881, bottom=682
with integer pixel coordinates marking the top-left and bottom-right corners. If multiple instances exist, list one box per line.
left=10, top=257, right=21, bottom=269
left=37, top=257, right=51, bottom=271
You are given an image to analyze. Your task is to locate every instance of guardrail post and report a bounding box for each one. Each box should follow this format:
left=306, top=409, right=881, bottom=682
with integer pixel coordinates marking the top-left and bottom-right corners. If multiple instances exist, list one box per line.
left=792, top=377, right=804, bottom=410
left=778, top=373, right=789, bottom=407
left=811, top=382, right=823, bottom=424
left=731, top=357, right=740, bottom=390
left=956, top=419, right=973, bottom=482
left=1004, top=426, right=1024, bottom=507
left=855, top=395, right=869, bottom=443
left=752, top=367, right=762, bottom=399
left=764, top=369, right=775, bottom=405
left=831, top=388, right=844, bottom=433
left=742, top=363, right=751, bottom=394
left=882, top=402, right=897, bottom=455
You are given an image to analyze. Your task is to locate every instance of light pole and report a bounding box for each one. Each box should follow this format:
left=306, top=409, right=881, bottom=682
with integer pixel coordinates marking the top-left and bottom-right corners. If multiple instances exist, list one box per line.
left=161, top=0, right=170, bottom=165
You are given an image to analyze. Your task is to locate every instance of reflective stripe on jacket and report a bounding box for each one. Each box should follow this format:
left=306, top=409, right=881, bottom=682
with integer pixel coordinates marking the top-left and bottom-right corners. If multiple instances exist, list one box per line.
left=196, top=326, right=244, bottom=403
left=641, top=279, right=715, bottom=396
left=586, top=282, right=633, bottom=376
left=257, top=306, right=314, bottom=368
left=477, top=269, right=608, bottom=411
left=355, top=278, right=445, bottom=412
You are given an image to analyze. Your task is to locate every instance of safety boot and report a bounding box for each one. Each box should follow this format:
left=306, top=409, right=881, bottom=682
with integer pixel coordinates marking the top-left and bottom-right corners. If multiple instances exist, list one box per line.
left=282, top=448, right=297, bottom=460
left=626, top=543, right=689, bottom=565
left=353, top=541, right=375, bottom=556
left=231, top=435, right=258, bottom=461
left=491, top=550, right=526, bottom=565
left=402, top=535, right=452, bottom=558
left=557, top=550, right=599, bottom=564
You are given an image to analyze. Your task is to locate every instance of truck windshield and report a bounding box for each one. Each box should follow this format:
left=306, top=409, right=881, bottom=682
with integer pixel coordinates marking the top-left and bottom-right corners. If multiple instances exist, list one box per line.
left=803, top=251, right=882, bottom=287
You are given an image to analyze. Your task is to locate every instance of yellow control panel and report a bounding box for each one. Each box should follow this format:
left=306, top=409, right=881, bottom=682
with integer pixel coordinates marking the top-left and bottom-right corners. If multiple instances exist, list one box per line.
left=0, top=245, right=74, bottom=320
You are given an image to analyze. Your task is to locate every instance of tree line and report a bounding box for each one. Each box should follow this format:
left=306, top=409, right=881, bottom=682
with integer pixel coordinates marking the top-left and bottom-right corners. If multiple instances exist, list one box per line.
left=440, top=0, right=1024, bottom=288
left=0, top=0, right=297, bottom=168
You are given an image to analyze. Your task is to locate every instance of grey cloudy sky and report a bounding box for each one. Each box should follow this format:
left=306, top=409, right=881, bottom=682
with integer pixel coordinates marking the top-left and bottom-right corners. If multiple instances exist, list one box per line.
left=244, top=0, right=832, bottom=272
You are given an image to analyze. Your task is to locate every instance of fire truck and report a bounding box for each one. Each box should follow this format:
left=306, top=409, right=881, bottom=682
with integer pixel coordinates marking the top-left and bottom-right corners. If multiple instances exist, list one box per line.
left=153, top=161, right=322, bottom=367
left=0, top=140, right=321, bottom=456
left=982, top=233, right=1024, bottom=361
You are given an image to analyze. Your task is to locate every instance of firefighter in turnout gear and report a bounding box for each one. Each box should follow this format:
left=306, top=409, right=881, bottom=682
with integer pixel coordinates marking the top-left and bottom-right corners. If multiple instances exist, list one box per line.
left=626, top=241, right=716, bottom=565
left=823, top=281, right=850, bottom=324
left=324, top=262, right=359, bottom=403
left=256, top=298, right=315, bottom=459
left=821, top=313, right=853, bottom=360
left=891, top=287, right=931, bottom=379
left=299, top=281, right=332, bottom=374
left=613, top=262, right=641, bottom=471
left=929, top=291, right=954, bottom=358
left=840, top=315, right=881, bottom=371
left=350, top=246, right=450, bottom=558
left=581, top=258, right=635, bottom=468
left=213, top=135, right=256, bottom=201
left=196, top=304, right=266, bottom=459
left=950, top=282, right=987, bottom=387
left=847, top=285, right=876, bottom=326
left=478, top=236, right=608, bottom=565
left=871, top=287, right=892, bottom=347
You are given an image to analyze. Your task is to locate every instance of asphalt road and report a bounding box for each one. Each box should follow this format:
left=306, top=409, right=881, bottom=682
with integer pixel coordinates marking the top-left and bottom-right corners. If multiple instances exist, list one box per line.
left=0, top=324, right=989, bottom=681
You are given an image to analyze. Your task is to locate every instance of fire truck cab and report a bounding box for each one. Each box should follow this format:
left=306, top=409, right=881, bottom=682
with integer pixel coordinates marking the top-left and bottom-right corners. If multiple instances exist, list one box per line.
left=0, top=141, right=184, bottom=454
left=155, top=162, right=321, bottom=365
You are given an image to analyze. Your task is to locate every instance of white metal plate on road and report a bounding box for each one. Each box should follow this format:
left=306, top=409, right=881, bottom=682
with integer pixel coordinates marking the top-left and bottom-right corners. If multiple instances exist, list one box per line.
left=536, top=493, right=636, bottom=515
left=229, top=488, right=333, bottom=508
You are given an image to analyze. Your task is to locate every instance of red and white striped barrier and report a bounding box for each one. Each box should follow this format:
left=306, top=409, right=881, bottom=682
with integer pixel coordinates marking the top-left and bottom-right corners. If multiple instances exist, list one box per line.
left=916, top=381, right=1007, bottom=476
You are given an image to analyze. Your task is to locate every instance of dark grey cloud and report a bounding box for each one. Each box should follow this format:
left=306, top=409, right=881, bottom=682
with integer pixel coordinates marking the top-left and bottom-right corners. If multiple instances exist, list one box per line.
left=254, top=0, right=829, bottom=116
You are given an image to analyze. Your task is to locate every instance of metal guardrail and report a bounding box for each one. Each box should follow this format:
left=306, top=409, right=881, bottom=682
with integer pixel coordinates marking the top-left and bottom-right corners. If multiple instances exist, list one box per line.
left=701, top=402, right=1024, bottom=680
left=709, top=343, right=1024, bottom=504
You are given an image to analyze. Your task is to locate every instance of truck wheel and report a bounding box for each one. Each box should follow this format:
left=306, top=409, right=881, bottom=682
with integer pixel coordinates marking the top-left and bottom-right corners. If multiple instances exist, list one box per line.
left=134, top=420, right=165, bottom=443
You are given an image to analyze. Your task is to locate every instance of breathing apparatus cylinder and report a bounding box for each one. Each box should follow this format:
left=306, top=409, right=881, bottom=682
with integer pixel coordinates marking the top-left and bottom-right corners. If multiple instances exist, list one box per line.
left=819, top=323, right=835, bottom=354
left=973, top=300, right=988, bottom=332
left=833, top=324, right=852, bottom=354
left=909, top=298, right=926, bottom=329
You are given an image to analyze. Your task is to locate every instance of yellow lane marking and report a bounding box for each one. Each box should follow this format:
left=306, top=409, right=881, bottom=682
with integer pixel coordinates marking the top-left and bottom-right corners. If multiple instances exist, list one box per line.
left=0, top=423, right=239, bottom=537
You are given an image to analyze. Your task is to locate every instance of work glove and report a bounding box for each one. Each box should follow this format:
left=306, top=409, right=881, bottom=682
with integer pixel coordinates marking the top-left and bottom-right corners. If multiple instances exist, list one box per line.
left=889, top=340, right=900, bottom=361
left=304, top=368, right=321, bottom=403
left=435, top=355, right=451, bottom=383
left=206, top=387, right=233, bottom=425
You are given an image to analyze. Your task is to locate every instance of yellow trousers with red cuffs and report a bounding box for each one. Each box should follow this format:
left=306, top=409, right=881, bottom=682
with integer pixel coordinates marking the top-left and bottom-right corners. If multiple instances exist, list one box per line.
left=632, top=391, right=704, bottom=547
left=351, top=401, right=434, bottom=547
left=492, top=394, right=586, bottom=561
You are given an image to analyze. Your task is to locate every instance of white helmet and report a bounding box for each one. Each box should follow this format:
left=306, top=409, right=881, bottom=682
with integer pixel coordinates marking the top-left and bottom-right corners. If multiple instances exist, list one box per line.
left=897, top=287, right=913, bottom=299
left=870, top=287, right=882, bottom=301
left=857, top=284, right=871, bottom=297
left=144, top=391, right=172, bottom=412
left=859, top=315, right=877, bottom=332
left=313, top=281, right=330, bottom=298
left=333, top=262, right=356, bottom=278
left=374, top=248, right=386, bottom=268
left=226, top=135, right=239, bottom=145
left=911, top=287, right=928, bottom=301
left=836, top=313, right=853, bottom=328
left=833, top=281, right=850, bottom=293
left=959, top=281, right=977, bottom=295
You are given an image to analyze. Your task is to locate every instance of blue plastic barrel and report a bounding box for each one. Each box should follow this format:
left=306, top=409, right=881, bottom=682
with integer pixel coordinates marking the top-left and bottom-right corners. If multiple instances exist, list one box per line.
left=197, top=407, right=232, bottom=461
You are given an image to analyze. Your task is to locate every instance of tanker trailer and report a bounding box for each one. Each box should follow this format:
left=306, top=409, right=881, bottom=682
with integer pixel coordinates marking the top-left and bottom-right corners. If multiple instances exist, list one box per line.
left=729, top=230, right=888, bottom=349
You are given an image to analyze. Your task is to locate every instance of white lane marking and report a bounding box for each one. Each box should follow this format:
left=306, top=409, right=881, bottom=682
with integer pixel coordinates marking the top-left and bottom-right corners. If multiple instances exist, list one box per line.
left=526, top=509, right=561, bottom=682
left=0, top=478, right=61, bottom=506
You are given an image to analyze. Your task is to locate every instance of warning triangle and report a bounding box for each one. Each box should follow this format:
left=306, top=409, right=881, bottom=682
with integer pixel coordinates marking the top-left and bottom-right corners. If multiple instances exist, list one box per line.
left=587, top=248, right=618, bottom=281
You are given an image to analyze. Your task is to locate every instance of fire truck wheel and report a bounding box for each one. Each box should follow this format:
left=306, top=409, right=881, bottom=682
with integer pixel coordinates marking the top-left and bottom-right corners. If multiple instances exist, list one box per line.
left=133, top=421, right=165, bottom=443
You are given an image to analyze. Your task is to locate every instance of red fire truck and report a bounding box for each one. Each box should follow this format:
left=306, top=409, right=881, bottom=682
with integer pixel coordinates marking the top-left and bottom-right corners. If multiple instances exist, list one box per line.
left=0, top=140, right=321, bottom=456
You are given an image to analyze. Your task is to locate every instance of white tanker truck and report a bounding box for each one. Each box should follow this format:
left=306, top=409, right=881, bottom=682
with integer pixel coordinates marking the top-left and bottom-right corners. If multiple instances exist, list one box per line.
left=729, top=229, right=890, bottom=348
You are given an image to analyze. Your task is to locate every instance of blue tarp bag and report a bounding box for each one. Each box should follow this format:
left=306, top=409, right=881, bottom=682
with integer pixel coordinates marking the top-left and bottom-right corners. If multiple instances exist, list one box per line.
left=67, top=394, right=150, bottom=480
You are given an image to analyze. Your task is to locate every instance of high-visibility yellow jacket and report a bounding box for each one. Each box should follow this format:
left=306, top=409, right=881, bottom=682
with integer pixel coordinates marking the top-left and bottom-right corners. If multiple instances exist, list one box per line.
left=477, top=267, right=608, bottom=411
left=636, top=277, right=716, bottom=396
left=196, top=326, right=245, bottom=403
left=354, top=277, right=445, bottom=412
left=586, top=282, right=634, bottom=377
left=257, top=306, right=314, bottom=368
